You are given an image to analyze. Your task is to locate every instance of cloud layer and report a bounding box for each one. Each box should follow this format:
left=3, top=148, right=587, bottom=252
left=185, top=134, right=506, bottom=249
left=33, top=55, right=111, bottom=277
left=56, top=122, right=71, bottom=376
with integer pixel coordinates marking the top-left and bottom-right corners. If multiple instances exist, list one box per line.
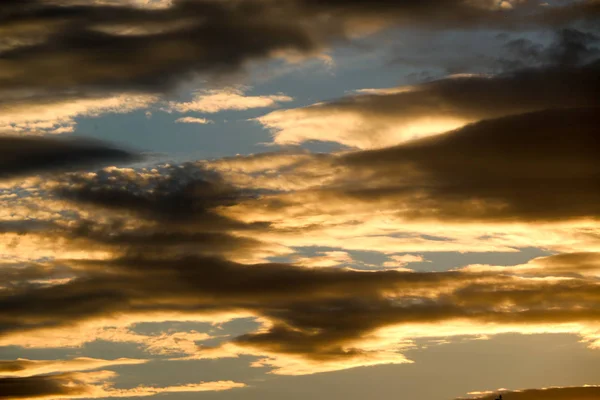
left=1, top=0, right=599, bottom=96
left=0, top=370, right=244, bottom=400
left=259, top=57, right=600, bottom=148
left=1, top=1, right=600, bottom=398
left=0, top=137, right=136, bottom=180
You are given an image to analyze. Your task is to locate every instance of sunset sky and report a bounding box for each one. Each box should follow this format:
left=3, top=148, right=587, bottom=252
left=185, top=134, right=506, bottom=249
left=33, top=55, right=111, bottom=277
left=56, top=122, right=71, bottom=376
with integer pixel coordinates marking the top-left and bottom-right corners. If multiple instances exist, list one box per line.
left=1, top=1, right=600, bottom=399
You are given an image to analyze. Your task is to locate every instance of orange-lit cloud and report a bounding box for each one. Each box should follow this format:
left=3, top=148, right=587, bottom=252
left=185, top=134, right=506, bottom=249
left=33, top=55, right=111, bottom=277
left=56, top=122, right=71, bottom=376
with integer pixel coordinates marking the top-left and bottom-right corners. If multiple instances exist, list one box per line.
left=257, top=61, right=600, bottom=149
left=0, top=370, right=245, bottom=400
left=0, top=93, right=157, bottom=135
left=165, top=87, right=292, bottom=114
left=0, top=0, right=597, bottom=97
left=1, top=251, right=599, bottom=375
left=174, top=116, right=213, bottom=124
left=0, top=110, right=598, bottom=377
left=0, top=357, right=148, bottom=378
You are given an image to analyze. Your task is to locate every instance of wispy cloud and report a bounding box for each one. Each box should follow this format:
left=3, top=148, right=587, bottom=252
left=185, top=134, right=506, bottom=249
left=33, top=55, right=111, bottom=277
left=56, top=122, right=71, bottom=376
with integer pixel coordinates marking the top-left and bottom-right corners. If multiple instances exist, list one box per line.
left=0, top=370, right=245, bottom=400
left=0, top=358, right=148, bottom=378
left=174, top=116, right=213, bottom=124
left=165, top=87, right=292, bottom=114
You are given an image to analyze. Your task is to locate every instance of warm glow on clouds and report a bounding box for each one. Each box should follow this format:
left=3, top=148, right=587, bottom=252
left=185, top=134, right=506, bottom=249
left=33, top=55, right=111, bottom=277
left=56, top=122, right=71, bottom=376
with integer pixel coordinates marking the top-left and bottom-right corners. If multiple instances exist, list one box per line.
left=258, top=105, right=469, bottom=149
left=165, top=87, right=293, bottom=114
left=174, top=116, right=213, bottom=124
left=0, top=94, right=157, bottom=135
left=257, top=63, right=600, bottom=149
left=0, top=310, right=254, bottom=350
left=0, top=357, right=148, bottom=378
left=1, top=247, right=599, bottom=375
left=1, top=1, right=600, bottom=398
left=1, top=108, right=599, bottom=381
left=292, top=251, right=354, bottom=268
left=193, top=340, right=414, bottom=376
left=0, top=369, right=245, bottom=400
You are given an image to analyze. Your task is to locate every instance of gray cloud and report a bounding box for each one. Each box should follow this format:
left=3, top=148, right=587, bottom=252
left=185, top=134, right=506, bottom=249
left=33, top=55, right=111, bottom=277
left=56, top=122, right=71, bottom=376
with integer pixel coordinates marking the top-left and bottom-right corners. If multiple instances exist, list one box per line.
left=1, top=148, right=599, bottom=373
left=0, top=370, right=245, bottom=399
left=0, top=373, right=86, bottom=399
left=337, top=107, right=600, bottom=221
left=258, top=56, right=600, bottom=149
left=252, top=106, right=600, bottom=223
left=0, top=137, right=135, bottom=180
left=0, top=0, right=598, bottom=96
left=1, top=250, right=599, bottom=370
left=500, top=28, right=600, bottom=70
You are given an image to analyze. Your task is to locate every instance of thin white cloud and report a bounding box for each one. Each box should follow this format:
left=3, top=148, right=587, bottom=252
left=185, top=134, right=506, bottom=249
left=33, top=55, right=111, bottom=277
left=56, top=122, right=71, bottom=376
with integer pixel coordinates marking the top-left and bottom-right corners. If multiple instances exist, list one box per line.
left=175, top=117, right=213, bottom=124
left=165, top=87, right=293, bottom=114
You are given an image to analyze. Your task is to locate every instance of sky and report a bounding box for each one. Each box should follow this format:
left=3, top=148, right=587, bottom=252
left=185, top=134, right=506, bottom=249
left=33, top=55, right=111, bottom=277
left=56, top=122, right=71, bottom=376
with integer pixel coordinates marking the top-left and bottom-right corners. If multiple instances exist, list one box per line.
left=0, top=0, right=600, bottom=399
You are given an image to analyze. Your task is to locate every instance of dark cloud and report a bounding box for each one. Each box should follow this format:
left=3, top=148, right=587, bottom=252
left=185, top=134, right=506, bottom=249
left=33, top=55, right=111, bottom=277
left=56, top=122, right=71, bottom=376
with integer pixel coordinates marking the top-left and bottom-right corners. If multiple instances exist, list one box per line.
left=0, top=254, right=455, bottom=335
left=338, top=107, right=600, bottom=221
left=259, top=57, right=600, bottom=149
left=1, top=147, right=599, bottom=371
left=48, top=164, right=276, bottom=260
left=376, top=60, right=600, bottom=119
left=498, top=28, right=600, bottom=71
left=0, top=137, right=136, bottom=180
left=55, top=164, right=250, bottom=226
left=0, top=261, right=71, bottom=291
left=0, top=0, right=330, bottom=94
left=0, top=369, right=241, bottom=399
left=0, top=0, right=598, bottom=95
left=0, top=373, right=86, bottom=399
left=258, top=104, right=600, bottom=222
left=1, top=251, right=599, bottom=367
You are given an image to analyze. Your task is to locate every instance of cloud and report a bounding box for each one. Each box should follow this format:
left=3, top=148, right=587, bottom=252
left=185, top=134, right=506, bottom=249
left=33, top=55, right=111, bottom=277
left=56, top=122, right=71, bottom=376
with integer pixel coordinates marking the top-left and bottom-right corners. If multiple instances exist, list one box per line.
left=498, top=28, right=600, bottom=71
left=0, top=93, right=157, bottom=135
left=386, top=28, right=600, bottom=76
left=292, top=250, right=354, bottom=268
left=3, top=104, right=598, bottom=264
left=0, top=137, right=136, bottom=180
left=199, top=103, right=600, bottom=258
left=462, top=385, right=600, bottom=400
left=0, top=109, right=598, bottom=375
left=459, top=252, right=600, bottom=278
left=174, top=116, right=212, bottom=124
left=0, top=0, right=598, bottom=97
left=0, top=0, right=329, bottom=95
left=0, top=358, right=148, bottom=378
left=382, top=254, right=426, bottom=269
left=241, top=107, right=600, bottom=226
left=258, top=58, right=600, bottom=149
left=165, top=87, right=293, bottom=114
left=0, top=370, right=245, bottom=399
left=1, top=250, right=600, bottom=375
left=38, top=164, right=289, bottom=263
left=337, top=107, right=600, bottom=221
